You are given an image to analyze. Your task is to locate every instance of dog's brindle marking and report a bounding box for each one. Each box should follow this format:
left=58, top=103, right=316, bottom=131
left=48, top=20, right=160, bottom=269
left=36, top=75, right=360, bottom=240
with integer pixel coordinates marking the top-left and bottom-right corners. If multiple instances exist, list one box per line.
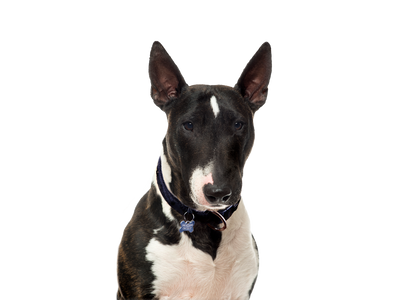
left=118, top=42, right=272, bottom=300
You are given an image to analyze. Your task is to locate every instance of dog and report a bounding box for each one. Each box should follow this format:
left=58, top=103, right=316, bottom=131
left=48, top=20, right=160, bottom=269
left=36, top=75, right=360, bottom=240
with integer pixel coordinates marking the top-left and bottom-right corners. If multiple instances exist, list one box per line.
left=117, top=41, right=272, bottom=300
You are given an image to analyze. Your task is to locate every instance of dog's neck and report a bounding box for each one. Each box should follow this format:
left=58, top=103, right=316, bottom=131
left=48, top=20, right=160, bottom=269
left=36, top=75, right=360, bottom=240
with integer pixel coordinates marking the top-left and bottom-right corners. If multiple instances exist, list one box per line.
left=156, top=157, right=240, bottom=231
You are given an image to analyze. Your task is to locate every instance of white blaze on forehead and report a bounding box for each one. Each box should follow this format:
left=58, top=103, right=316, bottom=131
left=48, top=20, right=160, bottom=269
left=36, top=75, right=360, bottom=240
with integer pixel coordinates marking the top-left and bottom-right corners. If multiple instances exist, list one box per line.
left=210, top=95, right=220, bottom=118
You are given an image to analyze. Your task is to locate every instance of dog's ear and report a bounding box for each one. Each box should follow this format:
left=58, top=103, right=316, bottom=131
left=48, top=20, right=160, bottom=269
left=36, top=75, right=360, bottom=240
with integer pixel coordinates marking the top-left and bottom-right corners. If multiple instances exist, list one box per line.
left=235, top=42, right=272, bottom=112
left=149, top=41, right=187, bottom=109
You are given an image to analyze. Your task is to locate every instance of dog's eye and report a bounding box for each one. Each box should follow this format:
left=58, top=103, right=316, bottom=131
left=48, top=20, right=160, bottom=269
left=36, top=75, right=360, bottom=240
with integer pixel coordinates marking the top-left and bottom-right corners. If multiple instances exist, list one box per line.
left=234, top=122, right=244, bottom=130
left=183, top=122, right=194, bottom=131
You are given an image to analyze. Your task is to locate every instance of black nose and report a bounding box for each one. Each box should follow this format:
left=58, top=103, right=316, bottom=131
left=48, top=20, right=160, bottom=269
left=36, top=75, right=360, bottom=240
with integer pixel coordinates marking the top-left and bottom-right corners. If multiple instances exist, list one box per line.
left=203, top=185, right=232, bottom=204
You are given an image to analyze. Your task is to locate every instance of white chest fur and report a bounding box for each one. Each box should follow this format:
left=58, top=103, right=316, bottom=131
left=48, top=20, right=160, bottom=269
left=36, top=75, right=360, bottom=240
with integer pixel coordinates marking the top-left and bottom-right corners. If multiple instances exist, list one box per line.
left=145, top=202, right=258, bottom=300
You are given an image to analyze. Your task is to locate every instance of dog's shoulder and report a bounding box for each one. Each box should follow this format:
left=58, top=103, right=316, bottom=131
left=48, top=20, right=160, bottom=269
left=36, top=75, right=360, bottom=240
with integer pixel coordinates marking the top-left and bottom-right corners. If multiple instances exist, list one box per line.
left=117, top=189, right=156, bottom=299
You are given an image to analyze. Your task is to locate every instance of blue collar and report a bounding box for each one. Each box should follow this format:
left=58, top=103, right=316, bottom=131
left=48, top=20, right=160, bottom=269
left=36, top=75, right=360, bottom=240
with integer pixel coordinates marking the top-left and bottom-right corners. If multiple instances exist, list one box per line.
left=156, top=157, right=240, bottom=231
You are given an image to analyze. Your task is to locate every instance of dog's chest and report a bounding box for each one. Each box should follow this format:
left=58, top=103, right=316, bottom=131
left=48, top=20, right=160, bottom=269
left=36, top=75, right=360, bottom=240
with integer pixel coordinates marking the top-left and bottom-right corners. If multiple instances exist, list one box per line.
left=145, top=205, right=258, bottom=300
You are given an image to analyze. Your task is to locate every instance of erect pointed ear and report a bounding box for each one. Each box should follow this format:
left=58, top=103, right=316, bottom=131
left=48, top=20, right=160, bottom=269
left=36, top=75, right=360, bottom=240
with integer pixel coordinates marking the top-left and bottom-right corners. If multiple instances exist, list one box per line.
left=234, top=42, right=272, bottom=112
left=149, top=41, right=187, bottom=109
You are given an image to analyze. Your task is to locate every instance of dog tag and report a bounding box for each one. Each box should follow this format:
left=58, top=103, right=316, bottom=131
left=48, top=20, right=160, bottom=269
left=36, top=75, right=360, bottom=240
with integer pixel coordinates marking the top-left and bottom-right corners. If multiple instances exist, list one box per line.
left=179, top=220, right=195, bottom=233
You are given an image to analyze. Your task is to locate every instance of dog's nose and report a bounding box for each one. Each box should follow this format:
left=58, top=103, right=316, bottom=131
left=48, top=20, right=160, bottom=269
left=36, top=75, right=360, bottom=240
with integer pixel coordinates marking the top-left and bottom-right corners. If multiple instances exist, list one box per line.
left=203, top=185, right=232, bottom=204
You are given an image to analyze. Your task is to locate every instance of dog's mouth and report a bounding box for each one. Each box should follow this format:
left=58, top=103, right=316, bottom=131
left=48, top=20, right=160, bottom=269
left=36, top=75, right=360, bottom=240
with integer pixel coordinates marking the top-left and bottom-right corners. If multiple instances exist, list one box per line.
left=209, top=203, right=229, bottom=209
left=192, top=192, right=241, bottom=212
left=198, top=203, right=229, bottom=212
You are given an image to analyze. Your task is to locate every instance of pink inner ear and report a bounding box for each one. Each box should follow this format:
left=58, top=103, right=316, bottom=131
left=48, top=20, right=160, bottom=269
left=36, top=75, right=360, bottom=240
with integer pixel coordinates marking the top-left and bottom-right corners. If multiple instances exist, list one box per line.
left=166, top=85, right=178, bottom=99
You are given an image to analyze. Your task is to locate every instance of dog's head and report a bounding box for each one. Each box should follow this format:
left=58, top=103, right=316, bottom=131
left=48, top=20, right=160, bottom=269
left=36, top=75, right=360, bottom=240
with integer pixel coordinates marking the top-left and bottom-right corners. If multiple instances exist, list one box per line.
left=149, top=42, right=271, bottom=212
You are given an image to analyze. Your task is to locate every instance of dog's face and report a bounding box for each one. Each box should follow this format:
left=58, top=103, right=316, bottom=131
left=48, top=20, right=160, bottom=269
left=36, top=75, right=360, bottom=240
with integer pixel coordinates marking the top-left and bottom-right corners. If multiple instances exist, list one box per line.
left=164, top=85, right=255, bottom=211
left=149, top=42, right=271, bottom=212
